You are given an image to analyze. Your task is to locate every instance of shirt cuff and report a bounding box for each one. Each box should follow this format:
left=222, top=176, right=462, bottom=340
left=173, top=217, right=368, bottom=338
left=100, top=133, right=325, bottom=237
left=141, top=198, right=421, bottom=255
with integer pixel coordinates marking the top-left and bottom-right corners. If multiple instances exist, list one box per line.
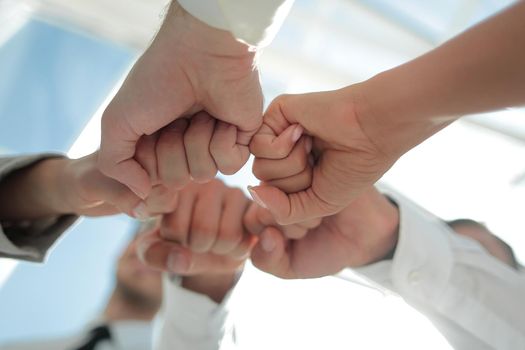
left=155, top=273, right=237, bottom=349
left=179, top=0, right=294, bottom=47
left=355, top=190, right=454, bottom=303
left=0, top=154, right=79, bottom=262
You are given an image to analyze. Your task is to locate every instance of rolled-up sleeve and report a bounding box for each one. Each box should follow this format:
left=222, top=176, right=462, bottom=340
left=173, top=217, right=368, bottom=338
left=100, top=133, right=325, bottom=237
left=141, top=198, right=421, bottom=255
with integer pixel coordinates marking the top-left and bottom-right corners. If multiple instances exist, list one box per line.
left=355, top=190, right=525, bottom=350
left=0, top=155, right=78, bottom=262
left=179, top=0, right=294, bottom=47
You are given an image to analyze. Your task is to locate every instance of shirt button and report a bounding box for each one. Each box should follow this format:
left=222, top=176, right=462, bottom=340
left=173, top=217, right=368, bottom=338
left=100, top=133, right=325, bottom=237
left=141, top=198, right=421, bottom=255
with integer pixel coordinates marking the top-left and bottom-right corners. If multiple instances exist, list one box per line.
left=408, top=270, right=421, bottom=285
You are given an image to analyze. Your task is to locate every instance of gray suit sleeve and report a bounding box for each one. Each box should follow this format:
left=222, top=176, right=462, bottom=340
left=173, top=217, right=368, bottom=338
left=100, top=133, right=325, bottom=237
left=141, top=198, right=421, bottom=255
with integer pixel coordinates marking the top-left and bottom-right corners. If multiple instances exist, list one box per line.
left=0, top=154, right=79, bottom=262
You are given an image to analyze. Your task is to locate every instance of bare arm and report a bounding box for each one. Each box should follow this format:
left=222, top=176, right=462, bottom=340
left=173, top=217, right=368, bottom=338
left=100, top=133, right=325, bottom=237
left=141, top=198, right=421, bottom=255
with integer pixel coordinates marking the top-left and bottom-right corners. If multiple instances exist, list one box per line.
left=358, top=0, right=525, bottom=158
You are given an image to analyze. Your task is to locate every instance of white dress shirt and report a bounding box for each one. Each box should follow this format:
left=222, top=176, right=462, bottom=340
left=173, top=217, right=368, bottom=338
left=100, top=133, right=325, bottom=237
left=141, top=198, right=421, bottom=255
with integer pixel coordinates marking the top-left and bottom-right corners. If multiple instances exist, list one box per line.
left=1, top=155, right=523, bottom=349
left=153, top=274, right=237, bottom=350
left=155, top=189, right=525, bottom=350
left=356, top=189, right=525, bottom=350
left=178, top=0, right=294, bottom=47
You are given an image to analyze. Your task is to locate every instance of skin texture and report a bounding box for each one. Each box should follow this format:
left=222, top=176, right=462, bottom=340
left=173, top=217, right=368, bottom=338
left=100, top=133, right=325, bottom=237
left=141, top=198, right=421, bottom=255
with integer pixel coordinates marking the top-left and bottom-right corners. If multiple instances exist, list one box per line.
left=247, top=128, right=519, bottom=279
left=249, top=1, right=525, bottom=225
left=247, top=124, right=399, bottom=278
left=0, top=152, right=169, bottom=221
left=98, top=1, right=263, bottom=202
left=249, top=89, right=393, bottom=225
left=137, top=180, right=257, bottom=303
left=245, top=188, right=399, bottom=279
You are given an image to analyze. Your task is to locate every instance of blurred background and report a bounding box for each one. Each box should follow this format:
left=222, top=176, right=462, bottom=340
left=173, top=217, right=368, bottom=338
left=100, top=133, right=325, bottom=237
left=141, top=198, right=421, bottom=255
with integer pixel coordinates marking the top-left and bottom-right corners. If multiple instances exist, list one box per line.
left=0, top=0, right=523, bottom=348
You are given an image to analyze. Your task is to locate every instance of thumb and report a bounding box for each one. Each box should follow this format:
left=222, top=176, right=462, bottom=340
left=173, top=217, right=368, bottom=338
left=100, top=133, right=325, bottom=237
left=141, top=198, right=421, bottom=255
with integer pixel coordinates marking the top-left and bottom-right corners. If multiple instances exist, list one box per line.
left=247, top=185, right=333, bottom=226
left=99, top=109, right=152, bottom=199
left=210, top=122, right=250, bottom=175
left=138, top=232, right=241, bottom=275
left=251, top=227, right=294, bottom=279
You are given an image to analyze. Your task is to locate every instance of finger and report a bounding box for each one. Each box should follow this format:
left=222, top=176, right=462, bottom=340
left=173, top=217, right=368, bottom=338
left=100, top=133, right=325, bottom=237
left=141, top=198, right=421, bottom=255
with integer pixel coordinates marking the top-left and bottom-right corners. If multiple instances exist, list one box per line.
left=79, top=203, right=120, bottom=217
left=137, top=229, right=191, bottom=272
left=250, top=124, right=303, bottom=160
left=250, top=227, right=294, bottom=279
left=207, top=73, right=263, bottom=143
left=210, top=121, right=250, bottom=175
left=144, top=185, right=178, bottom=215
left=252, top=136, right=312, bottom=181
left=160, top=188, right=196, bottom=246
left=184, top=112, right=218, bottom=184
left=135, top=133, right=160, bottom=185
left=81, top=168, right=143, bottom=217
left=229, top=233, right=258, bottom=260
left=99, top=114, right=151, bottom=199
left=188, top=182, right=223, bottom=253
left=138, top=229, right=244, bottom=275
left=247, top=185, right=340, bottom=225
left=212, top=188, right=248, bottom=254
left=263, top=166, right=312, bottom=194
left=156, top=119, right=191, bottom=190
left=243, top=202, right=276, bottom=235
left=297, top=217, right=323, bottom=230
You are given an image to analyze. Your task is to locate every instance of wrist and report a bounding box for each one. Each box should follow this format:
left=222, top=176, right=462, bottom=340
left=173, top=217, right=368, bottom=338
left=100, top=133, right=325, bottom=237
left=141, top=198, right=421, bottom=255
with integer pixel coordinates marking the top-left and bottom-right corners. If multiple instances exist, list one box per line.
left=162, top=2, right=257, bottom=58
left=362, top=190, right=400, bottom=265
left=374, top=196, right=400, bottom=262
left=46, top=158, right=78, bottom=215
left=353, top=70, right=456, bottom=160
left=182, top=269, right=241, bottom=304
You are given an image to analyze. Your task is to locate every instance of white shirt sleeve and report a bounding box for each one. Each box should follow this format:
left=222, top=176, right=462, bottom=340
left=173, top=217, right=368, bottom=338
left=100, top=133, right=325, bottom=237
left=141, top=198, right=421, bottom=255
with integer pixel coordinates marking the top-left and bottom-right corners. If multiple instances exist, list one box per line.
left=178, top=0, right=295, bottom=47
left=355, top=190, right=525, bottom=350
left=153, top=274, right=238, bottom=350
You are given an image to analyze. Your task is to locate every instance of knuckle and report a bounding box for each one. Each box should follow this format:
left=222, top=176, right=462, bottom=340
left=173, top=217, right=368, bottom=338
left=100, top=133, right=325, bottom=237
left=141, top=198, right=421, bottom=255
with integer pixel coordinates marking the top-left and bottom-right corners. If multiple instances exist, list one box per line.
left=275, top=216, right=293, bottom=226
left=206, top=178, right=226, bottom=192
left=292, top=149, right=308, bottom=171
left=218, top=162, right=242, bottom=176
left=229, top=188, right=246, bottom=201
left=191, top=169, right=218, bottom=184
left=274, top=145, right=290, bottom=159
left=170, top=174, right=190, bottom=190
left=191, top=223, right=216, bottom=239
left=251, top=161, right=267, bottom=180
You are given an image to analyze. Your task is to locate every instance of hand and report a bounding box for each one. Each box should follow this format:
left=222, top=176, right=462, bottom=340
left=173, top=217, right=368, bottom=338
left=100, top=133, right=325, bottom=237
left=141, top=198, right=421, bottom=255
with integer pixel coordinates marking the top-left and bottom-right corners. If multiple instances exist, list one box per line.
left=60, top=152, right=178, bottom=218
left=249, top=120, right=320, bottom=238
left=249, top=88, right=396, bottom=225
left=99, top=2, right=263, bottom=199
left=245, top=187, right=399, bottom=279
left=136, top=179, right=256, bottom=302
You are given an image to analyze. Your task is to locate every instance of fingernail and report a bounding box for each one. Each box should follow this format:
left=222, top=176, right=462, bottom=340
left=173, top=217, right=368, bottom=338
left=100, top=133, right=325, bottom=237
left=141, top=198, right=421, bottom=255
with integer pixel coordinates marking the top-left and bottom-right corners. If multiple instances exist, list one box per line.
left=291, top=125, right=303, bottom=143
left=132, top=202, right=150, bottom=220
left=261, top=234, right=275, bottom=252
left=248, top=186, right=267, bottom=209
left=167, top=251, right=189, bottom=273
left=305, top=137, right=313, bottom=154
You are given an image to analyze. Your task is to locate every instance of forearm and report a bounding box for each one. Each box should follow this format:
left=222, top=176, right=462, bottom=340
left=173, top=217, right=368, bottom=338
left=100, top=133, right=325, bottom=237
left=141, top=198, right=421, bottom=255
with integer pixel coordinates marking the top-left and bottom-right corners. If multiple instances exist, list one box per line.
left=0, top=158, right=70, bottom=221
left=356, top=0, right=525, bottom=157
